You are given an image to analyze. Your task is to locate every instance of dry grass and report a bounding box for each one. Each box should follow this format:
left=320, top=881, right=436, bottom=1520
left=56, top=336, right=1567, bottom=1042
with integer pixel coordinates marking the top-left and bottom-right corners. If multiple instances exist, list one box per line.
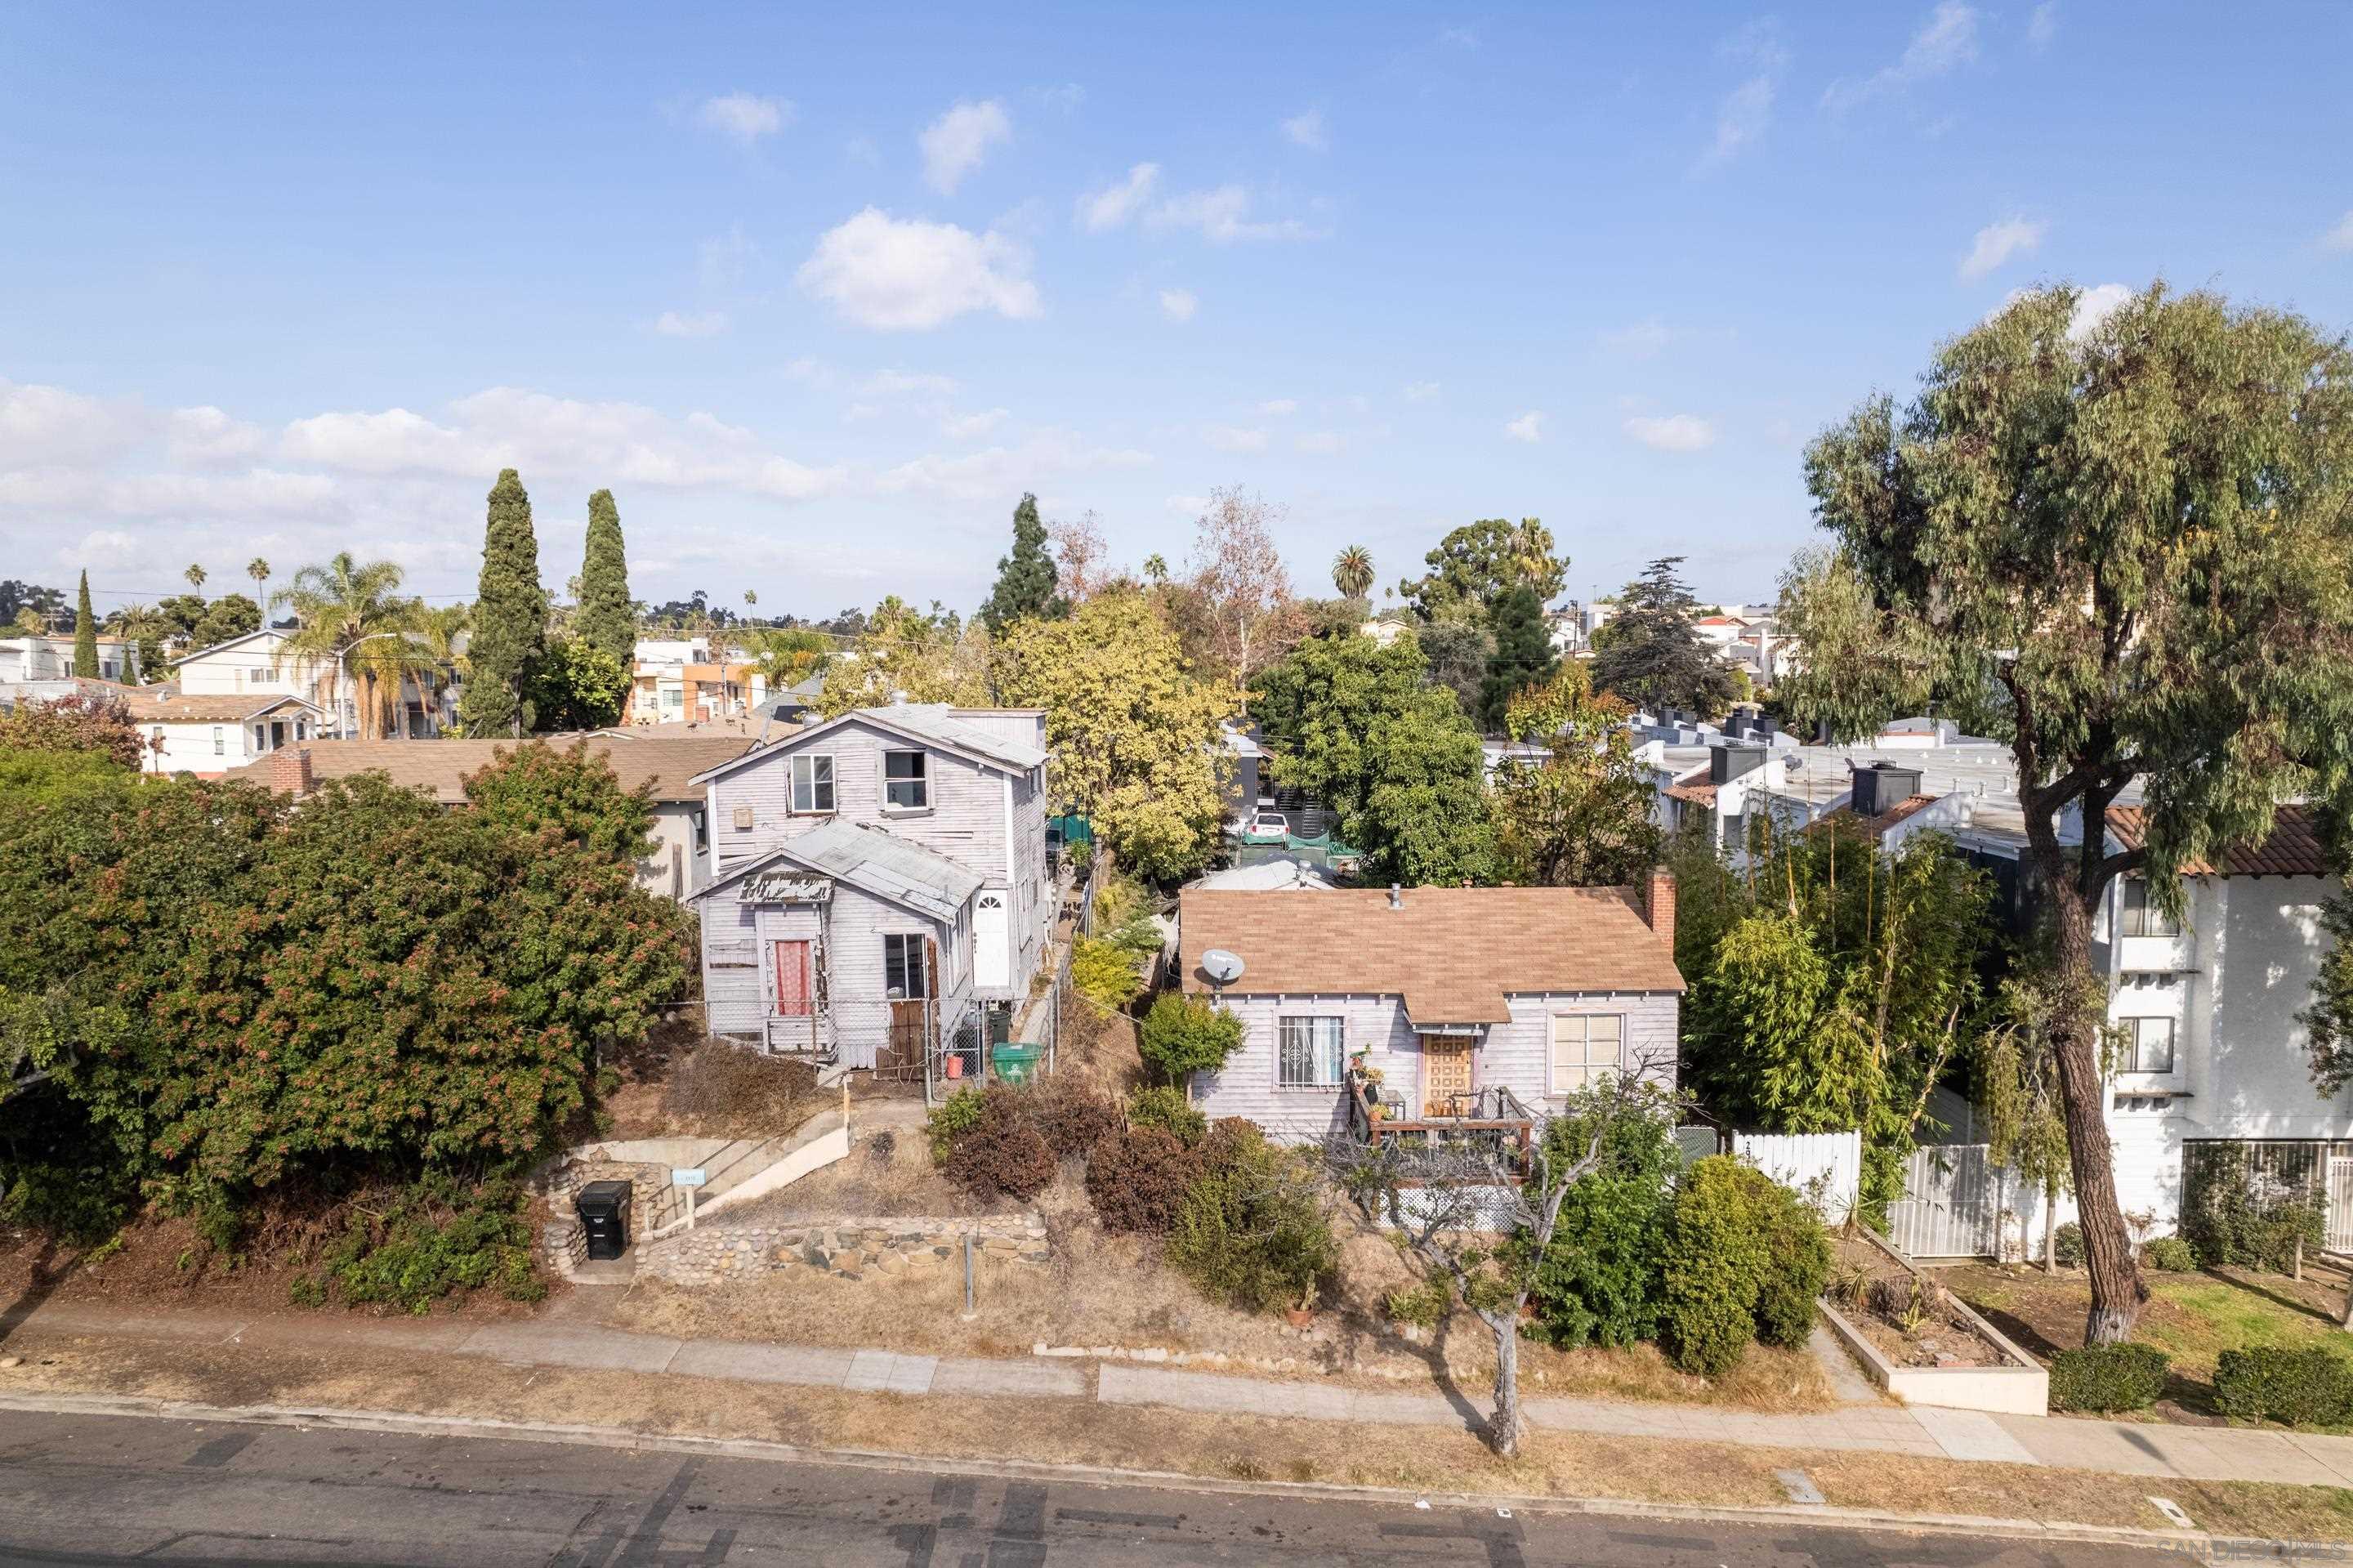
left=7, top=1331, right=2353, bottom=1541
left=660, top=1039, right=823, bottom=1140
left=726, top=1113, right=1022, bottom=1222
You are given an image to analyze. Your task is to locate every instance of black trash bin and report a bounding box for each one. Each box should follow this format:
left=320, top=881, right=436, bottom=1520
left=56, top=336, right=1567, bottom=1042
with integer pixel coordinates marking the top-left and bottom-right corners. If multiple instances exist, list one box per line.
left=575, top=1180, right=633, bottom=1261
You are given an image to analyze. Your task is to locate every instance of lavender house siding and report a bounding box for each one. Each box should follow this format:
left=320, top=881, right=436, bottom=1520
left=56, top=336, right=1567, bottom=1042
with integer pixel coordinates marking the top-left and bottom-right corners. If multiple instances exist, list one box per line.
left=1194, top=989, right=1682, bottom=1144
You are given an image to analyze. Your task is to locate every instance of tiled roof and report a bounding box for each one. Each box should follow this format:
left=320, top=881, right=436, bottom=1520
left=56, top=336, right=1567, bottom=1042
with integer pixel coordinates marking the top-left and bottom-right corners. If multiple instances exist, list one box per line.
left=224, top=734, right=755, bottom=804
left=694, top=819, right=982, bottom=920
left=1663, top=767, right=1718, bottom=806
left=1179, top=884, right=1683, bottom=1026
left=2105, top=805, right=2329, bottom=878
left=1811, top=793, right=1940, bottom=838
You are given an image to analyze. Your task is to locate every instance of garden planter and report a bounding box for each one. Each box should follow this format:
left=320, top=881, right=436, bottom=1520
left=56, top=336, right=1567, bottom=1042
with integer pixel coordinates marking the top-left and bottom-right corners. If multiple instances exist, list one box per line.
left=1285, top=1308, right=1315, bottom=1329
left=1819, top=1226, right=2048, bottom=1415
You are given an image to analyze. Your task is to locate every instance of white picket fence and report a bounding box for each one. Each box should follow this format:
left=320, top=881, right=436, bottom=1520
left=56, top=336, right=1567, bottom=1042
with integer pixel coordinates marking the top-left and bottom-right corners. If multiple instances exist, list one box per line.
left=1731, top=1129, right=1862, bottom=1221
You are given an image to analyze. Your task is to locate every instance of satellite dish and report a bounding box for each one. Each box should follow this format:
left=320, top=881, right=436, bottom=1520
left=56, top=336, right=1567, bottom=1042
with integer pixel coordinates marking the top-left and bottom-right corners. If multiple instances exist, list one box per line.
left=1201, top=949, right=1246, bottom=986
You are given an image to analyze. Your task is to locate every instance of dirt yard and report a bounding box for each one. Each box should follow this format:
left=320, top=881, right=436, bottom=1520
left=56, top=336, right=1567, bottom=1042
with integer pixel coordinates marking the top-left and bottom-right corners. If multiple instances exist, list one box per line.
left=1826, top=1235, right=2007, bottom=1369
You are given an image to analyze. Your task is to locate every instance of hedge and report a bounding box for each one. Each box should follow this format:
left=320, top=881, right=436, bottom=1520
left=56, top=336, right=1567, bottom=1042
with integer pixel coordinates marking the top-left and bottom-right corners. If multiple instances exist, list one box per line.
left=2214, top=1348, right=2353, bottom=1427
left=2047, top=1344, right=2168, bottom=1413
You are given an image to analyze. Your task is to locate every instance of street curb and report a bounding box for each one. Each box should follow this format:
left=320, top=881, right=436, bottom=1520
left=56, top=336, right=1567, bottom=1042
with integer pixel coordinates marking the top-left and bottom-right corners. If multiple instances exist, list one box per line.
left=0, top=1387, right=2334, bottom=1558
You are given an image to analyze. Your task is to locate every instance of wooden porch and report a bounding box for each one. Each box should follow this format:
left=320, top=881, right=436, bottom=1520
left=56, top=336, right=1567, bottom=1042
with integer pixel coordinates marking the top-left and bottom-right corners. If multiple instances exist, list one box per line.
left=1343, top=1074, right=1537, bottom=1178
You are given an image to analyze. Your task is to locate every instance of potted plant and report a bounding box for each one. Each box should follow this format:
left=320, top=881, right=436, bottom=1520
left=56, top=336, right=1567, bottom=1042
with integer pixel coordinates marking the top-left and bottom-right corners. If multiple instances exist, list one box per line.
left=1286, top=1282, right=1317, bottom=1329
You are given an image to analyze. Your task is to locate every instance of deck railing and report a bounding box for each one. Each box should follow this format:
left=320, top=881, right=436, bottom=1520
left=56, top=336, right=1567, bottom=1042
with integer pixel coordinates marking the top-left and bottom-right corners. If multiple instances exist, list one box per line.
left=1343, top=1074, right=1536, bottom=1178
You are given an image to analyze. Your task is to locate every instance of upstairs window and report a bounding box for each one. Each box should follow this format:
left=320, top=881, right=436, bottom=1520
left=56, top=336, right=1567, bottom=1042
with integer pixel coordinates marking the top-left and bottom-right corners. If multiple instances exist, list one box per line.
left=885, top=750, right=929, bottom=810
left=2120, top=879, right=2179, bottom=938
left=791, top=753, right=836, bottom=814
left=2125, top=1016, right=2176, bottom=1074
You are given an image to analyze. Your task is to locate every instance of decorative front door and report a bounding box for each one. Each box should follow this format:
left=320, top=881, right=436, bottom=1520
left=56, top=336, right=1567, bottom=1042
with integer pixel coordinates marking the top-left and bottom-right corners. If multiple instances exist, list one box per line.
left=974, top=891, right=1011, bottom=989
left=1421, top=1036, right=1474, bottom=1118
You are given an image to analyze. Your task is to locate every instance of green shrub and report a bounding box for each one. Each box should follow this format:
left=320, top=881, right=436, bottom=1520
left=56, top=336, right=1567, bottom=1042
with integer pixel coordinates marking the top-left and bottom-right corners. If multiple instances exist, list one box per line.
left=941, top=1090, right=1056, bottom=1204
left=1025, top=1075, right=1122, bottom=1163
left=2048, top=1344, right=2169, bottom=1412
left=1527, top=1109, right=1677, bottom=1349
left=1386, top=1282, right=1449, bottom=1328
left=2215, top=1347, right=2353, bottom=1426
left=2052, top=1221, right=2084, bottom=1267
left=926, top=1087, right=987, bottom=1164
left=1127, top=1084, right=1208, bottom=1145
left=1137, top=994, right=1245, bottom=1087
left=1070, top=936, right=1147, bottom=1010
left=1084, top=1128, right=1201, bottom=1235
left=2183, top=1146, right=2326, bottom=1272
left=325, top=1179, right=542, bottom=1314
left=0, top=1161, right=137, bottom=1247
left=1168, top=1143, right=1337, bottom=1315
left=1656, top=1157, right=1826, bottom=1375
left=287, top=1273, right=328, bottom=1310
left=2141, top=1235, right=2196, bottom=1272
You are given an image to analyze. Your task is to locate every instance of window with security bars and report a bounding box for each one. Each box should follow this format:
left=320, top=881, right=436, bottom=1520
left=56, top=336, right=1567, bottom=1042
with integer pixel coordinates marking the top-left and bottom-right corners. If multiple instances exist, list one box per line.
left=1277, top=1016, right=1344, bottom=1088
left=1551, top=1013, right=1623, bottom=1095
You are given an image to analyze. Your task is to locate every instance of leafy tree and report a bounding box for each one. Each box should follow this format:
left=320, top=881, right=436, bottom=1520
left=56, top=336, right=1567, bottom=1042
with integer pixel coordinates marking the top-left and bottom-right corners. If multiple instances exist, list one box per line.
left=1187, top=486, right=1302, bottom=693
left=1478, top=583, right=1556, bottom=730
left=1979, top=971, right=2091, bottom=1271
left=270, top=554, right=428, bottom=739
left=739, top=627, right=833, bottom=693
left=574, top=489, right=636, bottom=671
left=1490, top=666, right=1659, bottom=887
left=462, top=739, right=656, bottom=869
left=816, top=596, right=993, bottom=716
left=246, top=557, right=270, bottom=609
left=109, top=603, right=168, bottom=681
left=1136, top=994, right=1244, bottom=1098
left=996, top=588, right=1231, bottom=882
left=1590, top=557, right=1735, bottom=717
left=1414, top=617, right=1491, bottom=717
left=458, top=468, right=548, bottom=738
left=1791, top=282, right=2353, bottom=1342
left=0, top=580, right=65, bottom=631
left=1395, top=518, right=1565, bottom=623
left=190, top=592, right=260, bottom=649
left=1252, top=632, right=1494, bottom=885
left=72, top=571, right=97, bottom=680
left=0, top=693, right=147, bottom=770
left=525, top=636, right=630, bottom=731
left=978, top=492, right=1061, bottom=632
left=1331, top=544, right=1374, bottom=602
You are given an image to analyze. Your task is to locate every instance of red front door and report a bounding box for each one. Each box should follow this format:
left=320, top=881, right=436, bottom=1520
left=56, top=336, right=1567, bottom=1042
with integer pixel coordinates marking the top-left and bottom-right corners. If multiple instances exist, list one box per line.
left=771, top=940, right=814, bottom=1016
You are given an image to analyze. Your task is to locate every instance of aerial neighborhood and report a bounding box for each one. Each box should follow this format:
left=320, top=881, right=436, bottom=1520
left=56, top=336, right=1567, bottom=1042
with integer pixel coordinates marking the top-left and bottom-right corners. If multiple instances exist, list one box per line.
left=10, top=9, right=2353, bottom=1553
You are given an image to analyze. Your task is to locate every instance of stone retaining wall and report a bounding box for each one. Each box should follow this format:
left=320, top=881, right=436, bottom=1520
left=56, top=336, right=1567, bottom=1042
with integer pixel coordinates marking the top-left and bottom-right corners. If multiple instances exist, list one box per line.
left=551, top=1159, right=683, bottom=1237
left=635, top=1213, right=1049, bottom=1286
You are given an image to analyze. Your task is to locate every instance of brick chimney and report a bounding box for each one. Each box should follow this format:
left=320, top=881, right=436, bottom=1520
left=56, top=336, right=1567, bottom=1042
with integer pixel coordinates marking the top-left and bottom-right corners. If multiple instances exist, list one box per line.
left=1644, top=866, right=1677, bottom=953
left=268, top=745, right=313, bottom=799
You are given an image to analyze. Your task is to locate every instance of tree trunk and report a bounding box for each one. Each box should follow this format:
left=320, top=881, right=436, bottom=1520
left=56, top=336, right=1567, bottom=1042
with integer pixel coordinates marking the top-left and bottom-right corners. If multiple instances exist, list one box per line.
left=2043, top=875, right=2145, bottom=1342
left=1486, top=1308, right=1522, bottom=1457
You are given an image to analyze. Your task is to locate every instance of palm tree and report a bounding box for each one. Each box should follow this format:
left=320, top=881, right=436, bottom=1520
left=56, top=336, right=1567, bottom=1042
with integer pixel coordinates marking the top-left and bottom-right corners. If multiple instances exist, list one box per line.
left=1143, top=553, right=1170, bottom=586
left=1332, top=544, right=1375, bottom=601
left=184, top=563, right=208, bottom=596
left=1504, top=519, right=1557, bottom=592
left=246, top=558, right=270, bottom=618
left=270, top=553, right=431, bottom=740
left=412, top=601, right=471, bottom=732
left=114, top=603, right=169, bottom=683
left=739, top=627, right=832, bottom=691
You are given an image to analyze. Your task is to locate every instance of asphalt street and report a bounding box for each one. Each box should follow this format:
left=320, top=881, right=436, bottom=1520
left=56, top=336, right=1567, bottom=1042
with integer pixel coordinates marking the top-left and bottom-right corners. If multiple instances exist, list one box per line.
left=0, top=1407, right=2186, bottom=1567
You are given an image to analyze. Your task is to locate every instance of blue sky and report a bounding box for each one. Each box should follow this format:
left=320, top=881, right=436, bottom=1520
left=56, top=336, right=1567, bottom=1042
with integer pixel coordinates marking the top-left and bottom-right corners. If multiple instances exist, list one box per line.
left=4, top=2, right=2350, bottom=620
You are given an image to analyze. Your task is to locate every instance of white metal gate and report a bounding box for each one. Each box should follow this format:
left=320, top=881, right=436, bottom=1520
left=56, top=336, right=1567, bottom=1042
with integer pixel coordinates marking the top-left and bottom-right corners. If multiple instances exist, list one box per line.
left=1887, top=1143, right=2010, bottom=1259
left=1732, top=1130, right=1862, bottom=1221
left=2328, top=1158, right=2353, bottom=1254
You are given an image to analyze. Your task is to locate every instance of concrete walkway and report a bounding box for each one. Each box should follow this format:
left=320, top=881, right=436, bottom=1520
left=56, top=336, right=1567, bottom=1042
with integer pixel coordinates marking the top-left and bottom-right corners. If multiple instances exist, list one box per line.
left=16, top=1300, right=2353, bottom=1490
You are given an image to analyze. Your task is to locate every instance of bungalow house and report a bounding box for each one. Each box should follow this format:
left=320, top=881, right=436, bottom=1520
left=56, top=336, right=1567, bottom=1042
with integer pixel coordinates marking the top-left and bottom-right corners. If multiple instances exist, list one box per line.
left=1176, top=875, right=1685, bottom=1145
left=225, top=733, right=755, bottom=899
left=123, top=686, right=331, bottom=777
left=685, top=703, right=1053, bottom=1072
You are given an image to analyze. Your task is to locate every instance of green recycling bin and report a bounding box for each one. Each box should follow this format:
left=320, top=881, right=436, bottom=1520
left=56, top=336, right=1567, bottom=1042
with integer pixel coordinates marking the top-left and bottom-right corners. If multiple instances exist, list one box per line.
left=992, top=1043, right=1041, bottom=1085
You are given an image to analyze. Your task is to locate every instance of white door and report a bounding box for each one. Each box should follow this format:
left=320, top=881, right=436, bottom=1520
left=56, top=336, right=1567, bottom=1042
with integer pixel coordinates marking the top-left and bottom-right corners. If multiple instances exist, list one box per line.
left=974, top=892, right=1011, bottom=989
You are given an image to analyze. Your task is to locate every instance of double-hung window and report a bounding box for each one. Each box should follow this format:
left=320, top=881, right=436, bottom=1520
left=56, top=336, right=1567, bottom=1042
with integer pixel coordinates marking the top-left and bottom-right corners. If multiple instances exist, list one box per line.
left=212, top=726, right=225, bottom=757
left=2125, top=1016, right=2176, bottom=1074
left=885, top=750, right=929, bottom=810
left=2120, top=879, right=2179, bottom=938
left=883, top=933, right=928, bottom=998
left=1551, top=1013, right=1624, bottom=1095
left=1277, top=1016, right=1344, bottom=1088
left=791, top=753, right=836, bottom=814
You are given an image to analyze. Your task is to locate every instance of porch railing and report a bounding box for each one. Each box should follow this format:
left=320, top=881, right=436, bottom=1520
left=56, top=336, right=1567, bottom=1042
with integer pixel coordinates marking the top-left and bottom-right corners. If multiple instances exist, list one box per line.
left=1343, top=1074, right=1536, bottom=1179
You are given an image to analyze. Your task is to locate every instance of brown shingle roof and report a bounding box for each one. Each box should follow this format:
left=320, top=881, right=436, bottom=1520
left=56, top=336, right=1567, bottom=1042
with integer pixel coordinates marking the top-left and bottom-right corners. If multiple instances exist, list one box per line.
left=1179, top=885, right=1683, bottom=1026
left=224, top=735, right=756, bottom=805
left=116, top=688, right=324, bottom=724
left=2105, top=805, right=2329, bottom=878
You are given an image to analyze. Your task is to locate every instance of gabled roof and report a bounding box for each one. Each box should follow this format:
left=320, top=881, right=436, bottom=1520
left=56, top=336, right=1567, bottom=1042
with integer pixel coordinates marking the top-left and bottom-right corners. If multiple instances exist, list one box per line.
left=2105, top=805, right=2329, bottom=878
left=1662, top=766, right=1718, bottom=807
left=689, top=703, right=1047, bottom=785
left=223, top=734, right=755, bottom=805
left=690, top=820, right=983, bottom=920
left=1180, top=884, right=1683, bottom=1026
left=171, top=627, right=287, bottom=665
left=118, top=687, right=328, bottom=725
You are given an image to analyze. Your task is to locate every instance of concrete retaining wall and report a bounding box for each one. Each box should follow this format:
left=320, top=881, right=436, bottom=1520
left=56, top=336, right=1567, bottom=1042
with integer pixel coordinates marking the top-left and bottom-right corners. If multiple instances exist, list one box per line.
left=636, top=1213, right=1050, bottom=1286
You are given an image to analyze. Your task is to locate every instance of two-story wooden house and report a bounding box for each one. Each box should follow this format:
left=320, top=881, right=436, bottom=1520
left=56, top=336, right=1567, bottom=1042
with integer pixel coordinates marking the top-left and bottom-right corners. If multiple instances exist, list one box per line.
left=685, top=703, right=1052, bottom=1073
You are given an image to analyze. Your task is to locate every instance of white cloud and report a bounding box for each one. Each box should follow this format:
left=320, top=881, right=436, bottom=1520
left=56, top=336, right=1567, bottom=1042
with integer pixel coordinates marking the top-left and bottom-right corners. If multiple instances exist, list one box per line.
left=1258, top=398, right=1299, bottom=416
left=1202, top=424, right=1270, bottom=453
left=1703, top=24, right=1789, bottom=166
left=796, top=208, right=1042, bottom=330
left=1504, top=411, right=1544, bottom=444
left=1158, top=288, right=1198, bottom=322
left=1281, top=109, right=1328, bottom=151
left=279, top=407, right=487, bottom=476
left=1600, top=319, right=1673, bottom=357
left=654, top=310, right=731, bottom=338
left=165, top=405, right=270, bottom=464
left=1623, top=413, right=1717, bottom=451
left=1076, top=163, right=1162, bottom=231
left=1295, top=431, right=1346, bottom=456
left=2067, top=282, right=2132, bottom=339
left=1148, top=185, right=1317, bottom=243
left=1401, top=381, right=1442, bottom=402
left=1822, top=2, right=1980, bottom=113
left=919, top=99, right=1011, bottom=194
left=2027, top=2, right=2057, bottom=51
left=1038, top=83, right=1086, bottom=113
left=697, top=92, right=793, bottom=145
left=940, top=408, right=1010, bottom=440
left=877, top=427, right=1150, bottom=503
left=0, top=379, right=145, bottom=467
left=1958, top=215, right=2045, bottom=281
left=862, top=369, right=961, bottom=397
left=2324, top=212, right=2353, bottom=252
left=781, top=357, right=833, bottom=386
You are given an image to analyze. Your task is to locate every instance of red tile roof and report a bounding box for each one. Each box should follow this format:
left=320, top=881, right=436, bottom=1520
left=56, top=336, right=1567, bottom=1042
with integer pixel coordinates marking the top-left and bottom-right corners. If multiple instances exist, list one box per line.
left=2105, top=805, right=2330, bottom=878
left=1811, top=793, right=1940, bottom=838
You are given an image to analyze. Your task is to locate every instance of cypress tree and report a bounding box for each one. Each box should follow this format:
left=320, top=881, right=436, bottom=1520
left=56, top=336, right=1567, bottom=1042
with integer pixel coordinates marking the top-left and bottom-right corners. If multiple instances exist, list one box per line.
left=1479, top=583, right=1557, bottom=732
left=73, top=570, right=98, bottom=679
left=458, top=468, right=547, bottom=737
left=977, top=492, right=1060, bottom=632
left=574, top=488, right=636, bottom=670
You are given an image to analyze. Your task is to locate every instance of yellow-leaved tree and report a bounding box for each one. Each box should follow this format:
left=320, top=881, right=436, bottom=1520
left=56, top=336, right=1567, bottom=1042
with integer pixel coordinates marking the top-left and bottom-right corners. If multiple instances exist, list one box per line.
left=816, top=596, right=995, bottom=717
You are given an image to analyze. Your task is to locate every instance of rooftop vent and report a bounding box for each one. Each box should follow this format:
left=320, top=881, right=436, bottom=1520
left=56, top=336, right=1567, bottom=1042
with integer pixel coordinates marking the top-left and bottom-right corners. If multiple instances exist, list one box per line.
left=1709, top=742, right=1768, bottom=786
left=1851, top=760, right=1926, bottom=819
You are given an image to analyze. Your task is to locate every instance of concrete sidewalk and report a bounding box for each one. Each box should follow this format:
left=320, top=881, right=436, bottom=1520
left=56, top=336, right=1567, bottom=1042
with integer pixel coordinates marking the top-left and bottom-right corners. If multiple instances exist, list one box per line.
left=16, top=1300, right=2353, bottom=1490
